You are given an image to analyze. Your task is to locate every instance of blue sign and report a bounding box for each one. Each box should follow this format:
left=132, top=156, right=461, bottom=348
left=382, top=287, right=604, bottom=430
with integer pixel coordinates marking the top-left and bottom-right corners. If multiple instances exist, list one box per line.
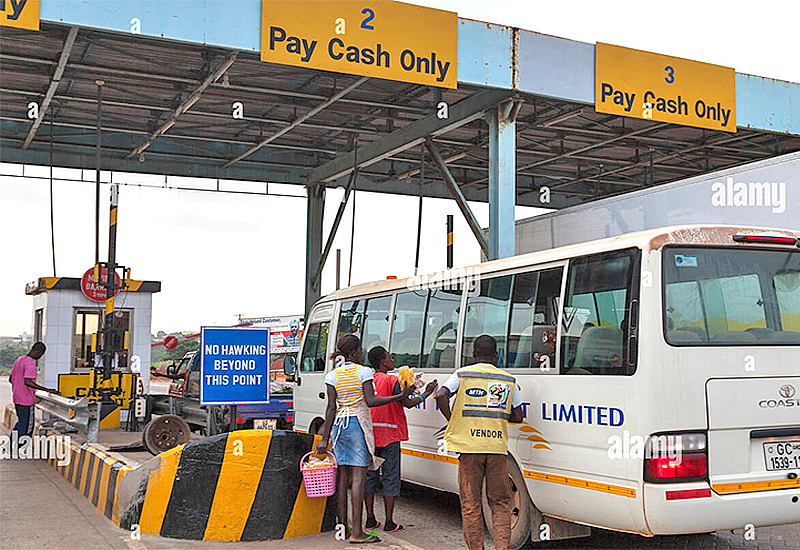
left=200, top=327, right=270, bottom=405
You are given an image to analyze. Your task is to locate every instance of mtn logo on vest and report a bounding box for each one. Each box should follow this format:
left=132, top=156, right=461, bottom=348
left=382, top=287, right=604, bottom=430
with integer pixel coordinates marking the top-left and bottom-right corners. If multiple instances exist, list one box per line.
left=710, top=177, right=786, bottom=214
left=465, top=388, right=487, bottom=398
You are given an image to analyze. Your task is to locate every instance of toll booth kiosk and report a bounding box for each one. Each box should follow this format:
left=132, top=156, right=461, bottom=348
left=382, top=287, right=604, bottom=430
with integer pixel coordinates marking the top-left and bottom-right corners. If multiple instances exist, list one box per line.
left=25, top=276, right=161, bottom=427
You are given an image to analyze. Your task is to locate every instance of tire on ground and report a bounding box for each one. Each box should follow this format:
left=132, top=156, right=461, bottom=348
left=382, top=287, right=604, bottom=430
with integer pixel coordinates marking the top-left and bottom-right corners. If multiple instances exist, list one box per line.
left=481, top=454, right=532, bottom=550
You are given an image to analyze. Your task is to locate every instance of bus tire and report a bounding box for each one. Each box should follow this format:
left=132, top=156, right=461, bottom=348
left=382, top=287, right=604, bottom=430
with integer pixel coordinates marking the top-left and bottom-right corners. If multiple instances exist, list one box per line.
left=481, top=455, right=532, bottom=550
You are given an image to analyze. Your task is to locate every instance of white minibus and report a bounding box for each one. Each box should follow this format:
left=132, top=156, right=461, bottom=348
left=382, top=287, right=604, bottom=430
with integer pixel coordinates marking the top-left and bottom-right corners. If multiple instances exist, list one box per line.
left=292, top=225, right=800, bottom=547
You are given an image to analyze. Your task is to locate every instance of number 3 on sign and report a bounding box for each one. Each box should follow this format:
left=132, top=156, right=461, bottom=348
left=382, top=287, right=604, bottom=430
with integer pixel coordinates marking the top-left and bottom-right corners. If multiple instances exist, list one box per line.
left=361, top=8, right=375, bottom=30
left=664, top=65, right=675, bottom=84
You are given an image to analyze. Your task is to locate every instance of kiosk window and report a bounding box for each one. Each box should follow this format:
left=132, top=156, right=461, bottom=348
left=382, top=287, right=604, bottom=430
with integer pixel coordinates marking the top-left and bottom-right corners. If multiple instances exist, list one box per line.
left=73, top=309, right=101, bottom=371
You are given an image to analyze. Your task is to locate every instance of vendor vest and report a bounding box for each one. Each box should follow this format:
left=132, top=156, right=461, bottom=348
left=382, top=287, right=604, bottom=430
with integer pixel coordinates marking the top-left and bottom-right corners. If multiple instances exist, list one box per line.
left=443, top=363, right=516, bottom=455
left=370, top=372, right=409, bottom=447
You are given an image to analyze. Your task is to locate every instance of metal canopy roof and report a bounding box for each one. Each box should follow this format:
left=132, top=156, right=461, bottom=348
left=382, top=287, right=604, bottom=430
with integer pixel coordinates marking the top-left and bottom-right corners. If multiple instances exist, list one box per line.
left=2, top=22, right=799, bottom=208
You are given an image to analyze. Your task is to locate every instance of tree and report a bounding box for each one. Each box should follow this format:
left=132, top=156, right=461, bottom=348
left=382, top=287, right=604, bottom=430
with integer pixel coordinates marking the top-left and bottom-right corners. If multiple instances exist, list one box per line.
left=0, top=342, right=27, bottom=374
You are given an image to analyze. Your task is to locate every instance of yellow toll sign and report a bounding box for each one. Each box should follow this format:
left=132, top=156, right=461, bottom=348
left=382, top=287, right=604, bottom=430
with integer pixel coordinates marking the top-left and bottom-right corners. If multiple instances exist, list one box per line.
left=261, top=0, right=457, bottom=89
left=0, top=0, right=39, bottom=30
left=596, top=43, right=736, bottom=133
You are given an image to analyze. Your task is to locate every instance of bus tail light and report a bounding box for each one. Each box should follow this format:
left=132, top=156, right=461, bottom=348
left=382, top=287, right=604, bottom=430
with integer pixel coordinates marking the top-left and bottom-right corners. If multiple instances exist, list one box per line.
left=645, top=432, right=708, bottom=482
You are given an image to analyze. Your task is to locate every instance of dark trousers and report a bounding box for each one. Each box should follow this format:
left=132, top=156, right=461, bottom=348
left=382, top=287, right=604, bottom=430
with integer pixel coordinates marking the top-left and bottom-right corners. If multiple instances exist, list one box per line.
left=13, top=404, right=34, bottom=437
left=458, top=453, right=511, bottom=550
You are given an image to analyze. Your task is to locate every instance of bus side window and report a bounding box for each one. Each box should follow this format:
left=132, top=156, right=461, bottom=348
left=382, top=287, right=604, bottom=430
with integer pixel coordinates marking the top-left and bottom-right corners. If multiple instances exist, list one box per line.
left=301, top=322, right=329, bottom=372
left=338, top=300, right=365, bottom=341
left=362, top=295, right=392, bottom=352
left=339, top=296, right=392, bottom=353
left=509, top=268, right=563, bottom=369
left=463, top=276, right=513, bottom=367
left=462, top=267, right=563, bottom=369
left=560, top=249, right=640, bottom=375
left=421, top=286, right=461, bottom=368
left=389, top=290, right=427, bottom=368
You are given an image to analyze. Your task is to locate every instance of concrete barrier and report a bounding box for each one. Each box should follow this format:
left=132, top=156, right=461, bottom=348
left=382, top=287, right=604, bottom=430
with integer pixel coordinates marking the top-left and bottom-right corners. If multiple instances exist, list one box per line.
left=41, top=433, right=136, bottom=523
left=117, top=429, right=336, bottom=541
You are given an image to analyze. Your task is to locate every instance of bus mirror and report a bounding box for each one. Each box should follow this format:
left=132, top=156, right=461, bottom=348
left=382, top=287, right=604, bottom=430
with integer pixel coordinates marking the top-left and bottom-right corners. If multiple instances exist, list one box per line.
left=283, top=355, right=297, bottom=376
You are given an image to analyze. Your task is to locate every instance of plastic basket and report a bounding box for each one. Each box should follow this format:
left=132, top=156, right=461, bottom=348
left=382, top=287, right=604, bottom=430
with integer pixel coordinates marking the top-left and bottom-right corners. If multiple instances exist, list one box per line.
left=300, top=451, right=337, bottom=498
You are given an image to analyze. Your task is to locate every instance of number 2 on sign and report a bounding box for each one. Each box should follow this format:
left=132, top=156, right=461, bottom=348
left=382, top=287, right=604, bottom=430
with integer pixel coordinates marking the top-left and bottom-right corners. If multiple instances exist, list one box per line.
left=664, top=65, right=675, bottom=84
left=361, top=8, right=375, bottom=30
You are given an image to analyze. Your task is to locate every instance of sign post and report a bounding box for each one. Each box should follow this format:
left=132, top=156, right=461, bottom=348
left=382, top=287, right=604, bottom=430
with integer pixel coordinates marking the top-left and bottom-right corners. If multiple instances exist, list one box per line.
left=200, top=327, right=271, bottom=406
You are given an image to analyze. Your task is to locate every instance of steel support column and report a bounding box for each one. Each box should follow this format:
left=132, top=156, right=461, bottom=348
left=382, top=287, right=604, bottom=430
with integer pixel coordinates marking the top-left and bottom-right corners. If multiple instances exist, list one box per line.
left=305, top=182, right=325, bottom=317
left=487, top=99, right=521, bottom=260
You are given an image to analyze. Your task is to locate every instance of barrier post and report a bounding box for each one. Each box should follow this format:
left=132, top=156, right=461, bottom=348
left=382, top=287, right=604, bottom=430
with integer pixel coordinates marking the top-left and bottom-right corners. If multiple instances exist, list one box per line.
left=87, top=401, right=100, bottom=443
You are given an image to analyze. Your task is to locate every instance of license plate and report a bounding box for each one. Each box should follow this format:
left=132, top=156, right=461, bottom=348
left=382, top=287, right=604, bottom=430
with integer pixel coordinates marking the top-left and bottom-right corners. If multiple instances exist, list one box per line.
left=254, top=418, right=277, bottom=430
left=763, top=440, right=800, bottom=471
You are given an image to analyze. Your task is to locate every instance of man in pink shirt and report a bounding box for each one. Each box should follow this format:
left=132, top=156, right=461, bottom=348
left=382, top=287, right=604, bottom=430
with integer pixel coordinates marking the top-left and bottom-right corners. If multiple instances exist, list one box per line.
left=10, top=342, right=58, bottom=437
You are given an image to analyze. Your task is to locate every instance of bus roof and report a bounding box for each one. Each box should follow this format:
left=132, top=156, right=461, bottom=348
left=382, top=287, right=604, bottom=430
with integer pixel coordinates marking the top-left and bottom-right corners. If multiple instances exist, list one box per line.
left=320, top=224, right=799, bottom=304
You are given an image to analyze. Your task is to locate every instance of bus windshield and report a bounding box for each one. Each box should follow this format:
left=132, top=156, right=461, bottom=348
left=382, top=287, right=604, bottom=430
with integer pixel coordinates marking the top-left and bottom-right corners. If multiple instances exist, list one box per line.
left=664, top=247, right=800, bottom=345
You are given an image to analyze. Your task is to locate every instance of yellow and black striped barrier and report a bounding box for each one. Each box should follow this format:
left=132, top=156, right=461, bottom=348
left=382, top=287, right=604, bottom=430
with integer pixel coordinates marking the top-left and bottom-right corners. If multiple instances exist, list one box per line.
left=117, top=429, right=336, bottom=541
left=40, top=432, right=136, bottom=523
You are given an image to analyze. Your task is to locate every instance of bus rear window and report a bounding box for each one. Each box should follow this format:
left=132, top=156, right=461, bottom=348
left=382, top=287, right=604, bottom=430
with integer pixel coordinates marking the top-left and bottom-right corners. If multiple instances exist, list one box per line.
left=664, top=247, right=800, bottom=345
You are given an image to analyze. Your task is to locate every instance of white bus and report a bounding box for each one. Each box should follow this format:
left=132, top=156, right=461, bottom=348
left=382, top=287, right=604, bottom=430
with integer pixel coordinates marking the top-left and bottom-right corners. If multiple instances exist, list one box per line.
left=291, top=225, right=800, bottom=547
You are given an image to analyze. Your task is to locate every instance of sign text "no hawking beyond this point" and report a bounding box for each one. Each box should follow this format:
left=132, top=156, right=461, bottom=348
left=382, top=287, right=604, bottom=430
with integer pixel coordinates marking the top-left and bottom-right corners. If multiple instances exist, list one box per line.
left=200, top=327, right=270, bottom=405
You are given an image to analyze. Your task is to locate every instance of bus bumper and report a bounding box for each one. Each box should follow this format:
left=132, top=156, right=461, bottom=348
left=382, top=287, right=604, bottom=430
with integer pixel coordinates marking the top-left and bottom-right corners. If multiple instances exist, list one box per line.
left=644, top=483, right=800, bottom=534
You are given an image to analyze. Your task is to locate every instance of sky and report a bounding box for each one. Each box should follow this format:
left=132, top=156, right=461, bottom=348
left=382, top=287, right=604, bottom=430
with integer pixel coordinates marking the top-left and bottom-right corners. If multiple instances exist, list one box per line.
left=2, top=0, right=799, bottom=337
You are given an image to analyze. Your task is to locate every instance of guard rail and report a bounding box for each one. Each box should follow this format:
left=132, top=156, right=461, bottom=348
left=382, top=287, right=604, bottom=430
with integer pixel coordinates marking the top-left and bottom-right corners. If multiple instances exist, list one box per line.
left=35, top=390, right=100, bottom=443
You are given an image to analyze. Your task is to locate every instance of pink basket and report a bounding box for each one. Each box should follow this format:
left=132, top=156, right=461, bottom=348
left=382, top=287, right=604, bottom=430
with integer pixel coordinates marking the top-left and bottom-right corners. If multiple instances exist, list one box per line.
left=300, top=451, right=337, bottom=498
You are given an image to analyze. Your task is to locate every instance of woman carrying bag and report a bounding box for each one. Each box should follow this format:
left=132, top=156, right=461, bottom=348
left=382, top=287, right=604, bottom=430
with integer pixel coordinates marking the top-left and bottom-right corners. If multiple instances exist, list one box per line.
left=315, top=335, right=414, bottom=544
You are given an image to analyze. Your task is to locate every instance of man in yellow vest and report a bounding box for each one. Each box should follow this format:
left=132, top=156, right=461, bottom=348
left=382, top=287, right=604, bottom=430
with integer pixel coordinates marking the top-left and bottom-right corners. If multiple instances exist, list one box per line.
left=435, top=335, right=523, bottom=550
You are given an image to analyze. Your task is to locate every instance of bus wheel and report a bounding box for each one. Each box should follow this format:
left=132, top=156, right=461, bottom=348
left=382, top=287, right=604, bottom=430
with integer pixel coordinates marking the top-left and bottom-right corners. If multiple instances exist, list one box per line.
left=481, top=455, right=532, bottom=550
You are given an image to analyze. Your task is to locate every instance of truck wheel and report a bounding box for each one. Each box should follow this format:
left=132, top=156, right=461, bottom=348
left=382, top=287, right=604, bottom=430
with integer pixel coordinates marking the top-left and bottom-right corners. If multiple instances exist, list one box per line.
left=142, top=415, right=191, bottom=455
left=481, top=455, right=532, bottom=550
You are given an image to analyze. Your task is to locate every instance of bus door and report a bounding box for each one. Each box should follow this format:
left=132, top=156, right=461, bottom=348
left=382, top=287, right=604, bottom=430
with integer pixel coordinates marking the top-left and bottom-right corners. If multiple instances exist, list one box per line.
left=529, top=248, right=642, bottom=530
left=293, top=304, right=333, bottom=433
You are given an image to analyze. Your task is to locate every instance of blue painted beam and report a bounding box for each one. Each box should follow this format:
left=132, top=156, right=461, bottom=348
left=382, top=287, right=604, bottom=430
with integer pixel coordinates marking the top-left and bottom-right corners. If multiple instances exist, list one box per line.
left=41, top=0, right=261, bottom=51
left=736, top=73, right=799, bottom=135
left=456, top=18, right=513, bottom=89
left=37, top=1, right=800, bottom=136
